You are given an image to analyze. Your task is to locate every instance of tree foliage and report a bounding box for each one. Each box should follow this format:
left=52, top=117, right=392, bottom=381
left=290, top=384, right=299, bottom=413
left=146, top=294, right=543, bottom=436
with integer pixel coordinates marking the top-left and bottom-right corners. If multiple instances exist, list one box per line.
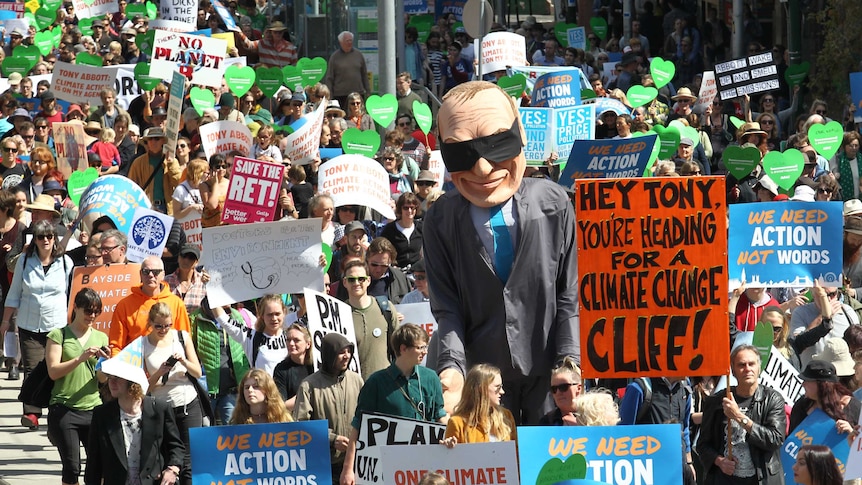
left=809, top=0, right=862, bottom=116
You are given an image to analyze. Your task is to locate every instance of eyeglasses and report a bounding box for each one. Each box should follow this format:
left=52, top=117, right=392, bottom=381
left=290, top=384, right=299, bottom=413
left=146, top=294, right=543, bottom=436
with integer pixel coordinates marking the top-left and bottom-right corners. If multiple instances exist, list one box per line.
left=153, top=323, right=172, bottom=330
left=350, top=101, right=362, bottom=106
left=345, top=276, right=368, bottom=283
left=382, top=156, right=396, bottom=161
left=369, top=262, right=390, bottom=268
left=36, top=234, right=55, bottom=241
left=817, top=188, right=833, bottom=194
left=826, top=291, right=839, bottom=298
left=550, top=382, right=580, bottom=393
left=291, top=102, right=304, bottom=107
left=100, top=245, right=120, bottom=253
left=35, top=125, right=47, bottom=129
left=2, top=147, right=18, bottom=153
left=177, top=143, right=188, bottom=148
left=772, top=326, right=783, bottom=334
left=214, top=164, right=231, bottom=170
left=414, top=274, right=427, bottom=281
left=141, top=268, right=164, bottom=276
left=21, top=135, right=33, bottom=140
left=762, top=98, right=774, bottom=103
left=760, top=120, right=774, bottom=125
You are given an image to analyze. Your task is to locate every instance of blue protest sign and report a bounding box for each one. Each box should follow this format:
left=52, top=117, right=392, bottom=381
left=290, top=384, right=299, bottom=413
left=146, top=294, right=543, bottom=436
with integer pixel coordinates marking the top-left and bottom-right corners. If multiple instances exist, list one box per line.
left=568, top=27, right=586, bottom=50
left=211, top=0, right=238, bottom=32
left=190, top=28, right=213, bottom=36
left=780, top=408, right=851, bottom=485
left=520, top=107, right=553, bottom=165
left=435, top=0, right=467, bottom=20
left=851, top=72, right=862, bottom=124
left=508, top=66, right=591, bottom=97
left=319, top=147, right=344, bottom=160
left=532, top=70, right=582, bottom=108
left=518, top=424, right=684, bottom=485
left=190, top=420, right=333, bottom=485
left=728, top=202, right=843, bottom=288
left=78, top=175, right=152, bottom=235
left=558, top=134, right=657, bottom=187
left=554, top=104, right=595, bottom=166
left=582, top=97, right=631, bottom=116
left=404, top=0, right=429, bottom=14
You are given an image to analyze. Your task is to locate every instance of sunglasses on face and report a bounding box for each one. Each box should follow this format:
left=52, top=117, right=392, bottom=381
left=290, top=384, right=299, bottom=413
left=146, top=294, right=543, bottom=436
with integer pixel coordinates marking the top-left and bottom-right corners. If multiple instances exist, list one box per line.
left=440, top=119, right=523, bottom=173
left=416, top=181, right=435, bottom=187
left=550, top=382, right=580, bottom=393
left=141, top=268, right=164, bottom=276
left=3, top=147, right=18, bottom=153
left=345, top=276, right=368, bottom=283
left=83, top=308, right=101, bottom=316
left=36, top=234, right=55, bottom=241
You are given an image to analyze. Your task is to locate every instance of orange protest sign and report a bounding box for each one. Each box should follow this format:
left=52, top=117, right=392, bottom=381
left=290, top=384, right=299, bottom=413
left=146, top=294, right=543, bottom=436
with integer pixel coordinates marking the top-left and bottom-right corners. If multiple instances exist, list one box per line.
left=576, top=177, right=729, bottom=378
left=67, top=263, right=142, bottom=333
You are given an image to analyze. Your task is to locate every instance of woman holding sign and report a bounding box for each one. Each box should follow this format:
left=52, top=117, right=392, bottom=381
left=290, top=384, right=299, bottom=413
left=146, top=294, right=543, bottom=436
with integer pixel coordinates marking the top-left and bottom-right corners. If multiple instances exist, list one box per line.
left=789, top=360, right=861, bottom=436
left=199, top=154, right=231, bottom=228
left=442, top=364, right=516, bottom=446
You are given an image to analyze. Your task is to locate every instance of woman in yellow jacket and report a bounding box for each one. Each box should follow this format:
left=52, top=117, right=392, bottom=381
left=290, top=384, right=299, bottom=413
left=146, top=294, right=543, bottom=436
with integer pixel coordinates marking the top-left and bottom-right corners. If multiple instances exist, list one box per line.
left=442, top=364, right=517, bottom=446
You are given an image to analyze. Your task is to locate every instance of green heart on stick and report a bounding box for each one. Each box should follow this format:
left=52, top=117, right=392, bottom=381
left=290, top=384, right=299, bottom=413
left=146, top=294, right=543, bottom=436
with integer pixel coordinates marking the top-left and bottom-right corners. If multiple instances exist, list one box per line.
left=77, top=17, right=93, bottom=36
left=1, top=57, right=31, bottom=77
left=75, top=52, right=103, bottom=67
left=651, top=124, right=681, bottom=160
left=296, top=57, right=327, bottom=88
left=225, top=65, right=256, bottom=97
left=722, top=145, right=761, bottom=180
left=784, top=61, right=810, bottom=88
left=581, top=88, right=596, bottom=100
left=255, top=67, right=283, bottom=98
left=762, top=149, right=804, bottom=191
left=341, top=128, right=381, bottom=158
left=553, top=22, right=578, bottom=47
left=190, top=87, right=216, bottom=116
left=589, top=17, right=608, bottom=40
left=365, top=94, right=398, bottom=127
left=281, top=65, right=302, bottom=91
left=136, top=30, right=155, bottom=55
left=535, top=454, right=588, bottom=485
left=729, top=116, right=745, bottom=129
left=626, top=85, right=657, bottom=108
left=408, top=16, right=433, bottom=43
left=34, top=6, right=55, bottom=30
left=33, top=30, right=54, bottom=56
left=13, top=45, right=41, bottom=71
left=650, top=57, right=675, bottom=89
left=133, top=63, right=161, bottom=91
left=67, top=167, right=99, bottom=206
left=51, top=25, right=62, bottom=47
left=808, top=121, right=843, bottom=160
left=322, top=243, right=332, bottom=273
left=497, top=73, right=527, bottom=98
left=412, top=101, right=432, bottom=135
left=668, top=120, right=700, bottom=148
left=631, top=131, right=660, bottom=173
left=752, top=321, right=773, bottom=368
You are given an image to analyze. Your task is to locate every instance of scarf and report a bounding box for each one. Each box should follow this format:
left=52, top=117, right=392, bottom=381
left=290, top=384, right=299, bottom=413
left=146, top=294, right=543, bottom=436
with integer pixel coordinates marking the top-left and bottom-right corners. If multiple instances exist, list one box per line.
left=838, top=152, right=860, bottom=201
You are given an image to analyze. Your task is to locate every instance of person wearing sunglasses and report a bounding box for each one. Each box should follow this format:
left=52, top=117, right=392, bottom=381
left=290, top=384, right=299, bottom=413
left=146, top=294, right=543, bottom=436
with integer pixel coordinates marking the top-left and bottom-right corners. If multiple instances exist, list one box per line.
left=790, top=282, right=860, bottom=369
left=423, top=81, right=579, bottom=425
left=108, top=255, right=192, bottom=358
left=538, top=357, right=582, bottom=425
left=344, top=92, right=374, bottom=131
left=2, top=219, right=73, bottom=430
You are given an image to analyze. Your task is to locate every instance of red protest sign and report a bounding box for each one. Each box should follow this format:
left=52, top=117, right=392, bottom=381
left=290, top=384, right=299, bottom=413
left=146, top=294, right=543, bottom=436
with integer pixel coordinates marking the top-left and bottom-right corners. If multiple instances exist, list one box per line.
left=221, top=156, right=284, bottom=224
left=68, top=263, right=142, bottom=334
left=576, top=177, right=729, bottom=378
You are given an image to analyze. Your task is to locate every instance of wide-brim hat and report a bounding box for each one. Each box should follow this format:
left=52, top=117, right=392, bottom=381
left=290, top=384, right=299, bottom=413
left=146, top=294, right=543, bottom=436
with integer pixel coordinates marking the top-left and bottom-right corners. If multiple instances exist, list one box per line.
left=142, top=127, right=166, bottom=139
left=843, top=199, right=862, bottom=217
left=755, top=175, right=779, bottom=197
left=267, top=21, right=288, bottom=31
left=248, top=109, right=274, bottom=125
left=66, top=104, right=85, bottom=118
left=42, top=179, right=67, bottom=199
left=84, top=121, right=102, bottom=134
left=24, top=194, right=60, bottom=215
left=813, top=338, right=856, bottom=377
left=799, top=359, right=838, bottom=383
left=100, top=357, right=150, bottom=394
left=790, top=185, right=815, bottom=202
left=671, top=87, right=697, bottom=101
left=324, top=100, right=345, bottom=118
left=739, top=122, right=767, bottom=139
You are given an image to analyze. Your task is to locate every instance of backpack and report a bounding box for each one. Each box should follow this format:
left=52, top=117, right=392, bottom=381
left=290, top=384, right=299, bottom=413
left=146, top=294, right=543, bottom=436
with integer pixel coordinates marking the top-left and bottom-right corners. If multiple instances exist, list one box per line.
left=374, top=295, right=396, bottom=362
left=634, top=377, right=653, bottom=423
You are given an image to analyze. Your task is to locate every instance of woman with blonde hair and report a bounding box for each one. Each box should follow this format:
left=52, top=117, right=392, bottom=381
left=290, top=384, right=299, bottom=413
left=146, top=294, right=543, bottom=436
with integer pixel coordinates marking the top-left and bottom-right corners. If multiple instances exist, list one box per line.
left=574, top=390, right=620, bottom=426
left=540, top=356, right=582, bottom=425
left=443, top=364, right=516, bottom=445
left=171, top=158, right=208, bottom=219
left=219, top=294, right=290, bottom=375
left=231, top=369, right=293, bottom=424
left=761, top=305, right=801, bottom=371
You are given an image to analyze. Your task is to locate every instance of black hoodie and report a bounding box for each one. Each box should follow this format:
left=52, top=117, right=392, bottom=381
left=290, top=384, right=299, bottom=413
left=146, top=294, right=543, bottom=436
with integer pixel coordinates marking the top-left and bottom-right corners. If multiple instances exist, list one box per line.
left=320, top=332, right=354, bottom=377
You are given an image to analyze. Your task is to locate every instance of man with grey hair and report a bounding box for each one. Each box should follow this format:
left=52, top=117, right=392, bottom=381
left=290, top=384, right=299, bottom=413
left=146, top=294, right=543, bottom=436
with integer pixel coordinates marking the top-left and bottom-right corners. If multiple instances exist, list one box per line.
left=327, top=117, right=347, bottom=149
left=324, top=31, right=369, bottom=109
left=98, top=229, right=128, bottom=264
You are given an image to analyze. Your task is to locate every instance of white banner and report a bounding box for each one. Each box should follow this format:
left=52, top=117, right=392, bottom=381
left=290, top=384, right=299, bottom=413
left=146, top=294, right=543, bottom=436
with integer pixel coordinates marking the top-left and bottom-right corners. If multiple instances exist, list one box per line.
left=51, top=62, right=118, bottom=105
left=125, top=208, right=175, bottom=263
left=150, top=31, right=227, bottom=88
left=198, top=120, right=252, bottom=160
left=760, top=346, right=805, bottom=406
left=283, top=102, right=327, bottom=165
left=304, top=287, right=361, bottom=376
left=847, top=406, right=862, bottom=480
left=426, top=150, right=446, bottom=188
left=111, top=65, right=144, bottom=110
left=200, top=220, right=324, bottom=307
left=157, top=0, right=199, bottom=32
left=356, top=413, right=446, bottom=485
left=695, top=71, right=717, bottom=114
left=72, top=0, right=118, bottom=19
left=394, top=302, right=435, bottom=366
left=379, top=442, right=520, bottom=485
left=477, top=32, right=527, bottom=74
left=178, top=212, right=202, bottom=250
left=317, top=155, right=396, bottom=220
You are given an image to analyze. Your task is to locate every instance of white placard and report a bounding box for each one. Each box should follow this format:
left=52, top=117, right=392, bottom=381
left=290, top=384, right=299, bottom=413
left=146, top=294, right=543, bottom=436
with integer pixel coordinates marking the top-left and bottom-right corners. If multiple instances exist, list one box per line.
left=283, top=102, right=327, bottom=165
left=477, top=32, right=527, bottom=73
left=356, top=413, right=446, bottom=485
left=178, top=212, right=202, bottom=250
left=317, top=155, right=397, bottom=220
left=695, top=71, right=717, bottom=114
left=304, top=287, right=361, bottom=376
left=158, top=0, right=199, bottom=31
left=378, top=442, right=520, bottom=485
left=200, top=219, right=324, bottom=307
left=3, top=332, right=18, bottom=359
left=164, top=70, right=186, bottom=159
left=759, top=345, right=805, bottom=406
left=125, top=208, right=175, bottom=263
left=394, top=302, right=436, bottom=366
left=426, top=150, right=447, bottom=188
left=150, top=31, right=227, bottom=88
left=110, top=65, right=144, bottom=110
left=847, top=406, right=862, bottom=480
left=51, top=62, right=118, bottom=105
left=72, top=0, right=118, bottom=19
left=198, top=120, right=252, bottom=160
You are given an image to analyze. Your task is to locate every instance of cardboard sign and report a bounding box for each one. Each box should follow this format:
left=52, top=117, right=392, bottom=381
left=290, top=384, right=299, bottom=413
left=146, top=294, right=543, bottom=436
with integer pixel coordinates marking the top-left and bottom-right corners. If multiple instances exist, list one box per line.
left=851, top=72, right=862, bottom=124
left=355, top=413, right=446, bottom=485
left=221, top=156, right=283, bottom=224
left=558, top=135, right=658, bottom=185
left=79, top=175, right=153, bottom=235
left=72, top=0, right=117, bottom=19
left=519, top=107, right=553, bottom=166
left=694, top=71, right=717, bottom=113
left=53, top=121, right=88, bottom=177
left=198, top=120, right=252, bottom=160
left=568, top=26, right=586, bottom=50
left=517, top=424, right=684, bottom=485
left=158, top=0, right=198, bottom=31
left=189, top=421, right=333, bottom=485
left=394, top=302, right=435, bottom=366
left=728, top=202, right=843, bottom=288
left=304, top=287, right=361, bottom=375
left=126, top=208, right=174, bottom=263
left=150, top=30, right=227, bottom=87
left=200, top=219, right=324, bottom=307
left=761, top=345, right=804, bottom=406
left=317, top=155, right=397, bottom=220
left=283, top=102, right=327, bottom=165
left=715, top=51, right=779, bottom=101
left=68, top=263, right=142, bottom=333
left=477, top=32, right=526, bottom=73
left=164, top=70, right=186, bottom=159
left=554, top=104, right=596, bottom=166
left=426, top=151, right=446, bottom=188
left=51, top=61, right=117, bottom=105
left=532, top=69, right=582, bottom=108
left=178, top=212, right=202, bottom=249
left=576, top=177, right=729, bottom=378
left=378, top=442, right=519, bottom=485
left=781, top=409, right=851, bottom=485
left=211, top=0, right=239, bottom=31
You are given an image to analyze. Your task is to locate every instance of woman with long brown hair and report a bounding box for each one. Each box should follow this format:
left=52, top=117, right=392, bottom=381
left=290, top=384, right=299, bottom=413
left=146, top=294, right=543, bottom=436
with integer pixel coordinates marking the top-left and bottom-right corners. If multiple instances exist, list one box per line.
left=790, top=360, right=861, bottom=437
left=231, top=369, right=293, bottom=424
left=443, top=364, right=516, bottom=446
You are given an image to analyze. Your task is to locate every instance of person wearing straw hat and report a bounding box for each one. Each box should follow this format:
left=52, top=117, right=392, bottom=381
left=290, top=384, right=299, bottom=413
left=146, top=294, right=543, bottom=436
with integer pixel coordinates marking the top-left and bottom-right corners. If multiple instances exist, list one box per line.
left=84, top=357, right=185, bottom=485
left=667, top=86, right=697, bottom=123
left=236, top=21, right=297, bottom=68
left=127, top=127, right=182, bottom=215
left=813, top=338, right=857, bottom=388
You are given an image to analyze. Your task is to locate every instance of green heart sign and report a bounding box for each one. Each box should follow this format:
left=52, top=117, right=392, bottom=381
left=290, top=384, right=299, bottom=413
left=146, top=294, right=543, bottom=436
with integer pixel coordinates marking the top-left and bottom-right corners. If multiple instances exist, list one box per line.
left=784, top=61, right=810, bottom=88
left=75, top=52, right=103, bottom=67
left=13, top=45, right=40, bottom=71
left=631, top=131, right=660, bottom=172
left=581, top=88, right=596, bottom=100
left=42, top=0, right=62, bottom=11
left=34, top=6, right=55, bottom=30
left=536, top=454, right=588, bottom=485
left=497, top=73, right=526, bottom=98
left=190, top=87, right=216, bottom=116
left=762, top=149, right=804, bottom=191
left=225, top=65, right=256, bottom=97
left=753, top=320, right=773, bottom=367
left=255, top=67, right=283, bottom=98
left=626, top=85, right=657, bottom=108
left=281, top=65, right=302, bottom=91
left=650, top=57, right=675, bottom=89
left=553, top=22, right=578, bottom=47
left=651, top=124, right=681, bottom=159
left=1, top=57, right=30, bottom=77
left=133, top=63, right=161, bottom=91
left=77, top=17, right=93, bottom=36
left=51, top=25, right=62, bottom=47
left=722, top=145, right=761, bottom=180
left=668, top=120, right=701, bottom=148
left=136, top=30, right=155, bottom=55
left=33, top=30, right=54, bottom=56
left=146, top=1, right=158, bottom=18
left=412, top=100, right=432, bottom=135
left=410, top=18, right=433, bottom=43
left=729, top=116, right=745, bottom=129
left=125, top=1, right=157, bottom=19
left=365, top=94, right=398, bottom=127
left=589, top=17, right=608, bottom=40
left=322, top=243, right=332, bottom=273
left=296, top=57, right=327, bottom=88
left=341, top=128, right=380, bottom=158
left=808, top=121, right=843, bottom=159
left=67, top=167, right=99, bottom=206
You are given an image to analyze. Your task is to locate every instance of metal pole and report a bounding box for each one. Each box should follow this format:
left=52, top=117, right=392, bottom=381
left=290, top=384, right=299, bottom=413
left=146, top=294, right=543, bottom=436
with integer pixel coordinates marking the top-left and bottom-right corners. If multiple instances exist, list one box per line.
left=396, top=0, right=405, bottom=76
left=478, top=0, right=485, bottom=79
left=379, top=0, right=396, bottom=96
left=623, top=0, right=632, bottom=43
left=732, top=0, right=744, bottom=58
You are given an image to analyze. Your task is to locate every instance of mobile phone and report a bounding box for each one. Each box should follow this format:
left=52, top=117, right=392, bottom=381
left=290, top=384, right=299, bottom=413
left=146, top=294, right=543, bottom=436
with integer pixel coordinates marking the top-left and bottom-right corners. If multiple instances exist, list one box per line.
left=100, top=346, right=110, bottom=355
left=164, top=356, right=179, bottom=367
